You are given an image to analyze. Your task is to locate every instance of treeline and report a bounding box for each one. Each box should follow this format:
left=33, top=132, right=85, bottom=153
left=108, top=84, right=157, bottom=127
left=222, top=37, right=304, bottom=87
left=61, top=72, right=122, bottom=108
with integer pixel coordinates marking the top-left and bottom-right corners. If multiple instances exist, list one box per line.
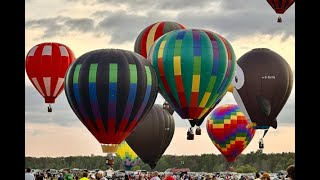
left=25, top=151, right=294, bottom=173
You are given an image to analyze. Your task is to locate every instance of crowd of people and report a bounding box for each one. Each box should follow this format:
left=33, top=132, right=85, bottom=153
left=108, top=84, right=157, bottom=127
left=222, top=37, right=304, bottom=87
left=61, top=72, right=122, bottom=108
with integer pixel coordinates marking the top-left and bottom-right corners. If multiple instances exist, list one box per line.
left=25, top=164, right=295, bottom=180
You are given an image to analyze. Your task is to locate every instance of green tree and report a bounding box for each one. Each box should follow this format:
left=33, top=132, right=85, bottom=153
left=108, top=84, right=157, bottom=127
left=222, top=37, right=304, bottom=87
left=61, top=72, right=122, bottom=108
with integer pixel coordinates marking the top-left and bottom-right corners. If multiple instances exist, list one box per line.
left=235, top=164, right=256, bottom=173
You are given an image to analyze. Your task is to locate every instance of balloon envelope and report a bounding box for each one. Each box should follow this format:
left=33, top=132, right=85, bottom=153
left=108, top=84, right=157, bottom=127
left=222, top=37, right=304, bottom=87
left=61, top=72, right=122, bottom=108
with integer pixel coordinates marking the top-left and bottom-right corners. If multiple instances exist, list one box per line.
left=25, top=42, right=75, bottom=104
left=148, top=29, right=236, bottom=122
left=206, top=104, right=255, bottom=162
left=266, top=0, right=294, bottom=14
left=231, top=48, right=293, bottom=129
left=134, top=21, right=186, bottom=58
left=126, top=104, right=175, bottom=169
left=116, top=140, right=140, bottom=170
left=64, top=49, right=158, bottom=152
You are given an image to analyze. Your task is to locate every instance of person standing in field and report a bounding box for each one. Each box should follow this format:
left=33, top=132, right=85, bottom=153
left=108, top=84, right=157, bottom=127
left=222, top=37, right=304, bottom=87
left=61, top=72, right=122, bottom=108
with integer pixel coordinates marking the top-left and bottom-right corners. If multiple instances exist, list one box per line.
left=25, top=168, right=35, bottom=180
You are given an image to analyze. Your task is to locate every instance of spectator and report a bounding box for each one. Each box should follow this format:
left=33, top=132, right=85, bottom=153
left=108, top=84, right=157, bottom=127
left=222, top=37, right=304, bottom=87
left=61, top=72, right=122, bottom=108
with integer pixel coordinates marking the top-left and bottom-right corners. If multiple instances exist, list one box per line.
left=89, top=173, right=96, bottom=180
left=164, top=172, right=175, bottom=180
left=80, top=172, right=89, bottom=180
left=64, top=170, right=73, bottom=180
left=286, top=164, right=295, bottom=180
left=261, top=173, right=270, bottom=180
left=255, top=172, right=261, bottom=180
left=96, top=171, right=107, bottom=180
left=125, top=174, right=130, bottom=180
left=150, top=171, right=161, bottom=180
left=58, top=173, right=64, bottom=180
left=25, top=168, right=35, bottom=180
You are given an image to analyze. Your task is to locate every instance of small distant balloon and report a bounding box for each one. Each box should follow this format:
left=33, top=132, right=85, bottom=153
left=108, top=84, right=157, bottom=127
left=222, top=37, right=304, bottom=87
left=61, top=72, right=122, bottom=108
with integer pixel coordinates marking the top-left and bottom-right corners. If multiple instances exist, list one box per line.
left=134, top=21, right=186, bottom=58
left=265, top=0, right=295, bottom=22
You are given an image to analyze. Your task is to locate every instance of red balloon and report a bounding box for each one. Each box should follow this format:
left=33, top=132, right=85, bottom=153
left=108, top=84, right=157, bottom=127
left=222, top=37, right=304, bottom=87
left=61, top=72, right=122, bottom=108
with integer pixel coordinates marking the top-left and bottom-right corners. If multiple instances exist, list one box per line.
left=266, top=0, right=294, bottom=14
left=26, top=42, right=75, bottom=106
left=266, top=0, right=294, bottom=22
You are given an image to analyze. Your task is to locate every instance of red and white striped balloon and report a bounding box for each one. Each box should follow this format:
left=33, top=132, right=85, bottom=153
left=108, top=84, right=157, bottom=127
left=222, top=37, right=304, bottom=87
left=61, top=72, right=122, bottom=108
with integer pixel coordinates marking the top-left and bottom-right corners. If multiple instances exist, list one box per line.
left=25, top=42, right=75, bottom=108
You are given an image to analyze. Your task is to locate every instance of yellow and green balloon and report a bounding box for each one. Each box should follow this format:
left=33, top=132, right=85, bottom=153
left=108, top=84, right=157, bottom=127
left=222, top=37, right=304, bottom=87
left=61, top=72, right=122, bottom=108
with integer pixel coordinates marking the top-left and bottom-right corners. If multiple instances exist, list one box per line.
left=116, top=141, right=140, bottom=170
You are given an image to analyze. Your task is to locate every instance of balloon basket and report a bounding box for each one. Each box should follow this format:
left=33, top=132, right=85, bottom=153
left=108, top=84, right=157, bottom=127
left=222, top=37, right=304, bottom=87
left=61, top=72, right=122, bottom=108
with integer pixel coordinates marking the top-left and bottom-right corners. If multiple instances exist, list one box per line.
left=187, top=133, right=194, bottom=140
left=101, top=144, right=119, bottom=153
left=195, top=128, right=201, bottom=135
left=47, top=105, right=52, bottom=112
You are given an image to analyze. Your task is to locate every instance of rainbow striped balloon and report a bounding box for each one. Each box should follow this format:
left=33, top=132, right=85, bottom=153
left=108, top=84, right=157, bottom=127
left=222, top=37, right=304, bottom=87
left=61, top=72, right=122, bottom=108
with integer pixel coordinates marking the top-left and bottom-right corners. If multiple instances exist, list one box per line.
left=116, top=141, right=140, bottom=170
left=148, top=29, right=236, bottom=121
left=206, top=104, right=255, bottom=162
left=134, top=21, right=186, bottom=58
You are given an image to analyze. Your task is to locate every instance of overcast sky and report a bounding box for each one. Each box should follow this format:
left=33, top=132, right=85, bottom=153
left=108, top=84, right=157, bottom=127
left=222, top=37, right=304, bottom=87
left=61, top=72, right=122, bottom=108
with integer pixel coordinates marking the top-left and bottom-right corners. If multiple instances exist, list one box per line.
left=25, top=0, right=295, bottom=157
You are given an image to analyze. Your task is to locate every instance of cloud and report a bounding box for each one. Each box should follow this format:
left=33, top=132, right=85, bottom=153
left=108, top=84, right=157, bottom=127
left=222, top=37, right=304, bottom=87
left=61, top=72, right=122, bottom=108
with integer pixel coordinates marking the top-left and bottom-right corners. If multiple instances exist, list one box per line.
left=176, top=3, right=294, bottom=41
left=26, top=0, right=294, bottom=44
left=95, top=0, right=214, bottom=10
left=25, top=86, right=80, bottom=127
left=95, top=11, right=167, bottom=44
left=25, top=16, right=95, bottom=39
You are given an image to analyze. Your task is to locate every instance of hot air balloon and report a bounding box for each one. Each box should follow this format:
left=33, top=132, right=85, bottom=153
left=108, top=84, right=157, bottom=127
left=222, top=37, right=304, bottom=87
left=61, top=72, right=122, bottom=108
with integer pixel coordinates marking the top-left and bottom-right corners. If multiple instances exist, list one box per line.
left=116, top=141, right=140, bottom=171
left=134, top=21, right=186, bottom=58
left=230, top=48, right=293, bottom=149
left=64, top=49, right=158, bottom=167
left=265, top=0, right=295, bottom=23
left=206, top=104, right=255, bottom=162
left=148, top=29, right=236, bottom=139
left=126, top=104, right=175, bottom=169
left=231, top=48, right=293, bottom=129
left=25, top=42, right=75, bottom=112
left=188, top=91, right=228, bottom=138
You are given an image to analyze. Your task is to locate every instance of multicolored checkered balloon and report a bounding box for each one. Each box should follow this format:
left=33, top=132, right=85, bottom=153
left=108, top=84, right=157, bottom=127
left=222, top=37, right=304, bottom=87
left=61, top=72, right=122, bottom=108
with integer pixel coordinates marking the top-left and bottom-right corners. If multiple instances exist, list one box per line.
left=206, top=104, right=255, bottom=162
left=148, top=29, right=236, bottom=121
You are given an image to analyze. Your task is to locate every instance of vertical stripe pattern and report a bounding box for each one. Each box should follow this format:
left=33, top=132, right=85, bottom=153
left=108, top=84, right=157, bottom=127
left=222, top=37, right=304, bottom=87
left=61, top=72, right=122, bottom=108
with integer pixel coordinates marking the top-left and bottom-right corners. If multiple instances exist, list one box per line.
left=25, top=42, right=75, bottom=104
left=149, top=29, right=235, bottom=120
left=134, top=21, right=187, bottom=58
left=266, top=0, right=295, bottom=14
left=64, top=49, right=158, bottom=145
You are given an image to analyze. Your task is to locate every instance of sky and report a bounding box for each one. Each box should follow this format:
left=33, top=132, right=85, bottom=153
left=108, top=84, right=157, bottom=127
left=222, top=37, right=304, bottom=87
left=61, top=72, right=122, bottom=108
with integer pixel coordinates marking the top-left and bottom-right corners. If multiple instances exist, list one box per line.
left=25, top=0, right=295, bottom=158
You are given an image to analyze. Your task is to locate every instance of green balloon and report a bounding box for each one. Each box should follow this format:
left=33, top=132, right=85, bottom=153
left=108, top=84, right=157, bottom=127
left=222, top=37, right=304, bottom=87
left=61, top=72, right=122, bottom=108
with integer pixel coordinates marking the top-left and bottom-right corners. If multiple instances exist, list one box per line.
left=148, top=29, right=236, bottom=121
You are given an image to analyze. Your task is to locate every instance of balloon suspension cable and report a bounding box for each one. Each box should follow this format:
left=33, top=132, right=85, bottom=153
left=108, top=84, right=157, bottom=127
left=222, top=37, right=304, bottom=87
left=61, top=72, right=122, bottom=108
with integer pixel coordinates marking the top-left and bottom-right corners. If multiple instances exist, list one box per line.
left=258, top=129, right=268, bottom=152
left=188, top=126, right=194, bottom=133
left=277, top=16, right=282, bottom=23
left=48, top=104, right=52, bottom=112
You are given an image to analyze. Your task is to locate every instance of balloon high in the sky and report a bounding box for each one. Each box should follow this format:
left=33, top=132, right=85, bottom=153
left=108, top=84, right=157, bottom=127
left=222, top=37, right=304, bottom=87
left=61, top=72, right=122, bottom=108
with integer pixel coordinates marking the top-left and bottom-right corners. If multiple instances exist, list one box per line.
left=148, top=29, right=236, bottom=128
left=25, top=42, right=75, bottom=112
left=231, top=48, right=293, bottom=130
left=266, top=0, right=295, bottom=22
left=134, top=21, right=186, bottom=58
left=64, top=49, right=158, bottom=154
left=126, top=104, right=175, bottom=169
left=116, top=141, right=140, bottom=171
left=206, top=104, right=255, bottom=162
